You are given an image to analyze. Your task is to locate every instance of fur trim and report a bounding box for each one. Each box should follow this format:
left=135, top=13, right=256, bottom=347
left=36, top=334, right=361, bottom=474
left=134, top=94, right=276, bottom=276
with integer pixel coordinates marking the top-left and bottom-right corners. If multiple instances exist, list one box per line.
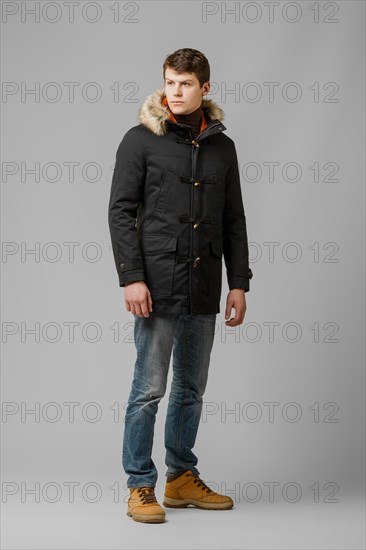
left=138, top=88, right=225, bottom=136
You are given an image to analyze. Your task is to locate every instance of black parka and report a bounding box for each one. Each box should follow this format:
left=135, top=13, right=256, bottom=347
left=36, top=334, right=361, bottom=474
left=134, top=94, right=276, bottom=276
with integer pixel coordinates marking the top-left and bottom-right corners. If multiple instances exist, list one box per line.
left=108, top=88, right=253, bottom=315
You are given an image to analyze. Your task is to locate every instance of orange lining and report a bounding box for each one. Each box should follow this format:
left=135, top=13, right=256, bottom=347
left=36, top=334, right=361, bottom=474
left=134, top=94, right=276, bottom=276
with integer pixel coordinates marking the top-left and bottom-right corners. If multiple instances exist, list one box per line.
left=162, top=95, right=208, bottom=134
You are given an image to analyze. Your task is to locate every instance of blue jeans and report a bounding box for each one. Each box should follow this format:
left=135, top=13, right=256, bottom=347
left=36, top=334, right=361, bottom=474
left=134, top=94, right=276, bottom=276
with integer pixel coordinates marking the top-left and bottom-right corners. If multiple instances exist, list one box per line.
left=122, top=312, right=217, bottom=488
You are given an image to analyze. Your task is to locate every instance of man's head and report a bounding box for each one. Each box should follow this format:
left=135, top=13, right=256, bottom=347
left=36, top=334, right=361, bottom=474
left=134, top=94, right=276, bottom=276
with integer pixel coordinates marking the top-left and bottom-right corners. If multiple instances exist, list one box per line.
left=163, top=48, right=210, bottom=115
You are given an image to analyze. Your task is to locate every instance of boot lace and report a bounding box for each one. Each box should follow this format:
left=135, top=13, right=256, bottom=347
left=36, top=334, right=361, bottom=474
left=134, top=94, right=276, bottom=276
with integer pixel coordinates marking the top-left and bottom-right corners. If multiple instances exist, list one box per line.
left=187, top=472, right=213, bottom=493
left=137, top=487, right=158, bottom=505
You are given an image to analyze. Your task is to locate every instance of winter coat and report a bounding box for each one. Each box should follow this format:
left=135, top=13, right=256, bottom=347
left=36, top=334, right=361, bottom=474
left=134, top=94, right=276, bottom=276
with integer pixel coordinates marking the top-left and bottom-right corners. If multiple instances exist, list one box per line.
left=108, top=88, right=253, bottom=315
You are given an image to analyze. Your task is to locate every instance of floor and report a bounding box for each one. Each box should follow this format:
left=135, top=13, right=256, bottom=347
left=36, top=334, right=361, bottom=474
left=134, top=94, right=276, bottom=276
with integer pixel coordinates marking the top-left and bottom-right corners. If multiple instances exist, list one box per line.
left=2, top=490, right=364, bottom=549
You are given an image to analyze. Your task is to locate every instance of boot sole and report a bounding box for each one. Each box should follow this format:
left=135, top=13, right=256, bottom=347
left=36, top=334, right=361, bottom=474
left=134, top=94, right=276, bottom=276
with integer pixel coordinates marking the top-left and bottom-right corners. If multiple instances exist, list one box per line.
left=127, top=510, right=166, bottom=523
left=163, top=496, right=233, bottom=510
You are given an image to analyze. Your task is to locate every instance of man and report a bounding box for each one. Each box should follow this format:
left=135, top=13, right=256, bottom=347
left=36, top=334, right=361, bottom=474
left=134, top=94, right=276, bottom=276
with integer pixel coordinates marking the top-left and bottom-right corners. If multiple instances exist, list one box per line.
left=108, top=48, right=253, bottom=523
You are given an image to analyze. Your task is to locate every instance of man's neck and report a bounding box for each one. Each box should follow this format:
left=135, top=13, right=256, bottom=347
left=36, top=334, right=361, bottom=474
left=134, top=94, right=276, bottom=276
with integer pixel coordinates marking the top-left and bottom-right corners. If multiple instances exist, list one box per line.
left=172, top=104, right=203, bottom=138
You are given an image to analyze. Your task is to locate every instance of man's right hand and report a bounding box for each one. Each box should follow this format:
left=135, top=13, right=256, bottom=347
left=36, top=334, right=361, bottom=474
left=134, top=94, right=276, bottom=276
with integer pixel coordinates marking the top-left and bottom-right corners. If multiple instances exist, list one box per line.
left=124, top=281, right=153, bottom=317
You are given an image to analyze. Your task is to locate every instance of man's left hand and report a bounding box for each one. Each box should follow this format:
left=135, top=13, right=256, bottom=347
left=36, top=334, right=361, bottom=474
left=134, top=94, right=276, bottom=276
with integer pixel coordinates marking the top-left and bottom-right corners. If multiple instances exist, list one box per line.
left=225, top=289, right=246, bottom=326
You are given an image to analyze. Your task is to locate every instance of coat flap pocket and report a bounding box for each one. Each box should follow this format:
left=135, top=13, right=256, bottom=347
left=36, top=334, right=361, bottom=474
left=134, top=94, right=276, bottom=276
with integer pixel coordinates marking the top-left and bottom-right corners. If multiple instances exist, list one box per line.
left=141, top=234, right=177, bottom=255
left=210, top=238, right=223, bottom=258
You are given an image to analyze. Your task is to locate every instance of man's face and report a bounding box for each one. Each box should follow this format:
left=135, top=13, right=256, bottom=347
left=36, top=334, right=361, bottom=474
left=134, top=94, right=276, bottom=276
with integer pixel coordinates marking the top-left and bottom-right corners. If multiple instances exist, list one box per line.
left=164, top=68, right=210, bottom=115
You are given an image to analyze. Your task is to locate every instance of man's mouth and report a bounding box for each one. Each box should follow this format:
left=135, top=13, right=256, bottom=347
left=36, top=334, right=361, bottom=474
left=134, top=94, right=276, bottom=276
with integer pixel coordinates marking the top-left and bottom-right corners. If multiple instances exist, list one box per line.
left=172, top=101, right=184, bottom=104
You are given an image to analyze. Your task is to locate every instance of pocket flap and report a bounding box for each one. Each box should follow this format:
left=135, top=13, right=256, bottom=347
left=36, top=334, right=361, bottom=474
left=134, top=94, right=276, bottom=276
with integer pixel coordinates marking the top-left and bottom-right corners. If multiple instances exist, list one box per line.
left=210, top=238, right=223, bottom=258
left=141, top=234, right=177, bottom=255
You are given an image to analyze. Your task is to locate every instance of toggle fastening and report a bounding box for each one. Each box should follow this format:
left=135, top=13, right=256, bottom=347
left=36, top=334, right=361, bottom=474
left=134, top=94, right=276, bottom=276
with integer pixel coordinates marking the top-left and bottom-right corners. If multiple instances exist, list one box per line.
left=179, top=215, right=213, bottom=225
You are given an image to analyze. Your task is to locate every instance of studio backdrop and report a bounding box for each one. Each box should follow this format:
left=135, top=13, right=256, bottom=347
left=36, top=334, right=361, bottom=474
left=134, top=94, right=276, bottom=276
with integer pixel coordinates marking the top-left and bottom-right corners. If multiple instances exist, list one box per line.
left=1, top=1, right=365, bottom=549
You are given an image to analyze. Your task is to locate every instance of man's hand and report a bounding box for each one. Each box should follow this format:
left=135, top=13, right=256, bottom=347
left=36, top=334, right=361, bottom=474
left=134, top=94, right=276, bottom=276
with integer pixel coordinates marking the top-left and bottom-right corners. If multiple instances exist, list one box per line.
left=225, top=289, right=246, bottom=326
left=124, top=281, right=153, bottom=317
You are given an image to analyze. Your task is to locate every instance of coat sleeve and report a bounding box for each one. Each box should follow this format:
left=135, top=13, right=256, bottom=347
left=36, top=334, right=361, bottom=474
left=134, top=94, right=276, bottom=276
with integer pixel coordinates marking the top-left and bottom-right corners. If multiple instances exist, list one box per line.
left=222, top=141, right=253, bottom=292
left=108, top=128, right=146, bottom=287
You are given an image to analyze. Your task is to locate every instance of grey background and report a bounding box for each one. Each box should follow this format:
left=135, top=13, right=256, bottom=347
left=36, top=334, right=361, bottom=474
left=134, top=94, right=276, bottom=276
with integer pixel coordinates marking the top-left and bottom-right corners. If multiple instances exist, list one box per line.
left=1, top=1, right=365, bottom=549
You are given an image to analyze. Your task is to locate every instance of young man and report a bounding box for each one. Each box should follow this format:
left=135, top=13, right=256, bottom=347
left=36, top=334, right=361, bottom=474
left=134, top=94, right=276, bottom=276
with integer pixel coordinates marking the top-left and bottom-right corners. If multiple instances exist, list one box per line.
left=108, top=48, right=253, bottom=523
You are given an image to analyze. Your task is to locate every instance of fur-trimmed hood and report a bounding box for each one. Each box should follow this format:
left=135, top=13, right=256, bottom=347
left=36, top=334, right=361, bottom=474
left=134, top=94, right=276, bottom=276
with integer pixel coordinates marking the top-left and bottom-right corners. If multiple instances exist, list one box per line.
left=138, top=88, right=225, bottom=136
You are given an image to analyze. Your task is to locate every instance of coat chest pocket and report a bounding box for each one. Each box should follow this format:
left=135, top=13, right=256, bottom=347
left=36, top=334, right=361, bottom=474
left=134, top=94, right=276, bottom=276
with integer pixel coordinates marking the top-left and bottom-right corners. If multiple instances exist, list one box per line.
left=203, top=161, right=227, bottom=186
left=141, top=233, right=177, bottom=296
left=153, top=169, right=174, bottom=211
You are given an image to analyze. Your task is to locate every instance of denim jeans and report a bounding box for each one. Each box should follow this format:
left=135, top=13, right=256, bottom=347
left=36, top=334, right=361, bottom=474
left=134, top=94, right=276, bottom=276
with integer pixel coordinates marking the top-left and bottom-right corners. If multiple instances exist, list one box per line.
left=122, top=312, right=217, bottom=488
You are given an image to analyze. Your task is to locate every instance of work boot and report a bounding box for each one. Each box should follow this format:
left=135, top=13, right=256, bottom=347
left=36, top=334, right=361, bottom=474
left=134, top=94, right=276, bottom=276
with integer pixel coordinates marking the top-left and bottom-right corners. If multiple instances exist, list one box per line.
left=163, top=470, right=234, bottom=510
left=127, top=486, right=166, bottom=523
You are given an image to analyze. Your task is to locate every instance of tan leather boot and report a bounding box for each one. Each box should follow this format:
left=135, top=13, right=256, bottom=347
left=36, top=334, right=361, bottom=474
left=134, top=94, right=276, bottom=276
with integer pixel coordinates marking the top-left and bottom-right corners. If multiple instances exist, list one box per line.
left=164, top=470, right=234, bottom=510
left=127, top=486, right=166, bottom=523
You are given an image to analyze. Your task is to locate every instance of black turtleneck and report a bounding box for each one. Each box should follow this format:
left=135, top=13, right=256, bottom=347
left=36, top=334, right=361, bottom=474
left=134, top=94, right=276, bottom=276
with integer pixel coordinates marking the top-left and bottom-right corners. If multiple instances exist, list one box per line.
left=172, top=104, right=203, bottom=138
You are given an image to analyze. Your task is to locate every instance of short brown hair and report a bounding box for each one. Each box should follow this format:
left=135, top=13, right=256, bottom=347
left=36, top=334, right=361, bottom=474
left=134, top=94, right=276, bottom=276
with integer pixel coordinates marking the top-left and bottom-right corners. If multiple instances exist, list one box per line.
left=163, top=48, right=210, bottom=88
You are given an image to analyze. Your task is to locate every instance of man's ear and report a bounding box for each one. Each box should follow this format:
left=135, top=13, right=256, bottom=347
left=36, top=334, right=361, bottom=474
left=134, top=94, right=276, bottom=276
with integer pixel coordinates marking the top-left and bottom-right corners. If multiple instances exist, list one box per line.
left=202, top=81, right=210, bottom=95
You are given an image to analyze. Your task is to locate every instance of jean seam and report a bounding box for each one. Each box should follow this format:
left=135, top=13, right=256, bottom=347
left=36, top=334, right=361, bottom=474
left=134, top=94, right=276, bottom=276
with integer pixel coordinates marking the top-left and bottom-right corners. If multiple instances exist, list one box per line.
left=175, top=317, right=189, bottom=464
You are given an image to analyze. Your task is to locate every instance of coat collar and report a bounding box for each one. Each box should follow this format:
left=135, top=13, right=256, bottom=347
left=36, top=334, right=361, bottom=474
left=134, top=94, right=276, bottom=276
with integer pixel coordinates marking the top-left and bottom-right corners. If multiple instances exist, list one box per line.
left=138, top=88, right=225, bottom=137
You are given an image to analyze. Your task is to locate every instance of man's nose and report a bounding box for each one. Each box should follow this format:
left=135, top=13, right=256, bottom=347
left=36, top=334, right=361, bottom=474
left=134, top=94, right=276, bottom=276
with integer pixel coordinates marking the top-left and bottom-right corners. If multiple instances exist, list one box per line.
left=173, top=86, right=182, bottom=96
